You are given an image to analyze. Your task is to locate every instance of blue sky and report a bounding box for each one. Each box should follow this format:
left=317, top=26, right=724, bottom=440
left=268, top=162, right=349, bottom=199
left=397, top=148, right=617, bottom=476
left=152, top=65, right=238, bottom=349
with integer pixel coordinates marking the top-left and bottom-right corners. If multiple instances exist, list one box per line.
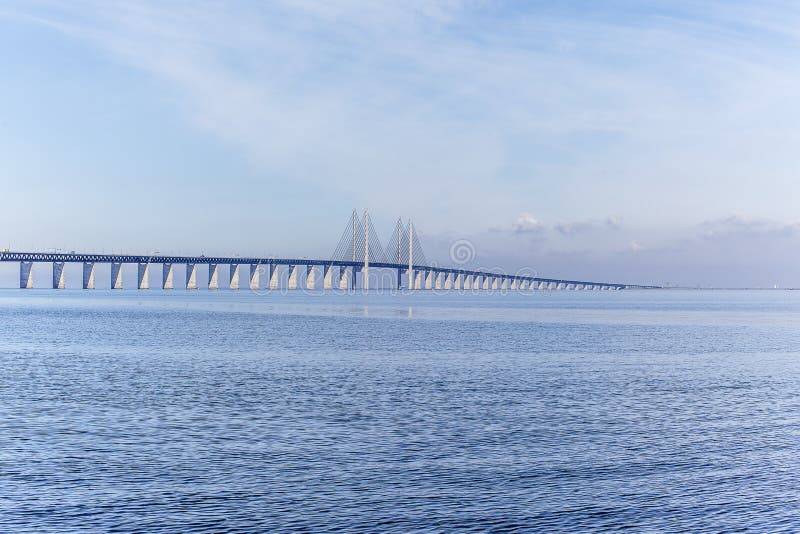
left=1, top=1, right=800, bottom=287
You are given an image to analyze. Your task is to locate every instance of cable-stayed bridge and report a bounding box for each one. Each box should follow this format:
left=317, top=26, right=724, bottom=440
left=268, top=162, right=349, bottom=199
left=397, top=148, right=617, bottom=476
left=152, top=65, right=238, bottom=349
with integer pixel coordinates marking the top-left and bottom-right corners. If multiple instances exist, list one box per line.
left=1, top=210, right=656, bottom=291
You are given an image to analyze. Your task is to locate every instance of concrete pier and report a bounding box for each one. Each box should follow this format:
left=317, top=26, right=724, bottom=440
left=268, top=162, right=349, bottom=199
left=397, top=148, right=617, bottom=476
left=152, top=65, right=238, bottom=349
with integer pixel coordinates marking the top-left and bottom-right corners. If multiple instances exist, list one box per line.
left=269, top=265, right=279, bottom=290
left=20, top=261, right=33, bottom=289
left=425, top=270, right=433, bottom=290
left=137, top=262, right=150, bottom=289
left=434, top=272, right=443, bottom=290
left=413, top=270, right=423, bottom=290
left=323, top=265, right=333, bottom=289
left=339, top=266, right=350, bottom=290
left=162, top=263, right=174, bottom=290
left=306, top=265, right=316, bottom=289
left=111, top=262, right=123, bottom=289
left=83, top=262, right=95, bottom=289
left=249, top=263, right=260, bottom=290
left=230, top=264, right=240, bottom=290
left=208, top=264, right=219, bottom=290
left=288, top=265, right=298, bottom=289
left=186, top=263, right=198, bottom=290
left=52, top=262, right=66, bottom=289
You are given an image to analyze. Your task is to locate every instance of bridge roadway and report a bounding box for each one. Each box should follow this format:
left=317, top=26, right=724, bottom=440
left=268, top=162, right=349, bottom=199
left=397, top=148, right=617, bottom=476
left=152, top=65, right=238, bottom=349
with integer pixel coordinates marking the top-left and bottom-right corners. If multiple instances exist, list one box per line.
left=1, top=251, right=656, bottom=290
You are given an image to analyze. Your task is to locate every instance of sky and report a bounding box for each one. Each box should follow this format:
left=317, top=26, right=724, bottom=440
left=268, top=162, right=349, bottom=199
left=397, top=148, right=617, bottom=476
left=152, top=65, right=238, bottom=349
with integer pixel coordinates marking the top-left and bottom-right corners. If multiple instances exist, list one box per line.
left=1, top=0, right=800, bottom=287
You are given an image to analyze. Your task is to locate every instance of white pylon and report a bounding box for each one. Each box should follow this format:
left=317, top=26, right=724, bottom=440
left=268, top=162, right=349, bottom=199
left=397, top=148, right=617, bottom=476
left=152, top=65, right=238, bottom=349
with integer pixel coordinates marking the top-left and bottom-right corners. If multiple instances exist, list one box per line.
left=364, top=208, right=370, bottom=291
left=408, top=218, right=413, bottom=289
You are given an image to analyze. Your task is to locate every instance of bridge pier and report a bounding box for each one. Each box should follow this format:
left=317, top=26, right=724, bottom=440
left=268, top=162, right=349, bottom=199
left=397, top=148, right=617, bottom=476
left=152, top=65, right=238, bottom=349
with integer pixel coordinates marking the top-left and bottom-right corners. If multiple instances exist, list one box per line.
left=482, top=276, right=490, bottom=290
left=162, top=263, right=174, bottom=290
left=111, top=262, right=123, bottom=289
left=52, top=262, right=65, bottom=289
left=463, top=274, right=472, bottom=290
left=20, top=261, right=33, bottom=289
left=306, top=265, right=316, bottom=289
left=186, top=263, right=198, bottom=289
left=288, top=265, right=298, bottom=289
left=396, top=268, right=402, bottom=289
left=492, top=277, right=500, bottom=290
left=138, top=262, right=150, bottom=289
left=324, top=265, right=333, bottom=289
left=249, top=263, right=260, bottom=290
left=413, top=270, right=423, bottom=290
left=269, top=265, right=279, bottom=290
left=425, top=270, right=434, bottom=290
left=83, top=262, right=95, bottom=289
left=208, top=264, right=219, bottom=290
left=339, top=266, right=350, bottom=290
left=230, top=264, right=240, bottom=290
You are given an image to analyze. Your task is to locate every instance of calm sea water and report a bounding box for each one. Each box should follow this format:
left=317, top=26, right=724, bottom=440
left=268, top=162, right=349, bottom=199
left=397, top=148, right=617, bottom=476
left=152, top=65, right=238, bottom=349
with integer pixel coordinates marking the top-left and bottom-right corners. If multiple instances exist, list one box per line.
left=2, top=289, right=799, bottom=532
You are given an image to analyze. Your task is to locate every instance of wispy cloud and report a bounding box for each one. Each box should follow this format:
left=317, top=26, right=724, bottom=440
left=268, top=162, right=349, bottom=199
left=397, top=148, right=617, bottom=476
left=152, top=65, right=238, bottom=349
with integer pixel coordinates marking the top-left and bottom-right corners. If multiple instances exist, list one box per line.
left=6, top=0, right=800, bottom=232
left=555, top=216, right=621, bottom=236
left=699, top=214, right=800, bottom=239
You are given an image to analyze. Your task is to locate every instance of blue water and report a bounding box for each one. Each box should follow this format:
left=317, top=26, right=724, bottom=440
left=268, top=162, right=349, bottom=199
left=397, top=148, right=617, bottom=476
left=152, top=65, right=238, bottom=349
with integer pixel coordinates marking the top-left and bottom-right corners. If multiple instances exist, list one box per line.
left=2, top=289, right=800, bottom=532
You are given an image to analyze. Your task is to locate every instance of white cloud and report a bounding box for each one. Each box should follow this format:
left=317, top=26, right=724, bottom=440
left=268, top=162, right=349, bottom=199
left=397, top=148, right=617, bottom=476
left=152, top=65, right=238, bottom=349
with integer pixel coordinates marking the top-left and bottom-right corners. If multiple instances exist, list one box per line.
left=627, top=240, right=644, bottom=252
left=511, top=213, right=545, bottom=234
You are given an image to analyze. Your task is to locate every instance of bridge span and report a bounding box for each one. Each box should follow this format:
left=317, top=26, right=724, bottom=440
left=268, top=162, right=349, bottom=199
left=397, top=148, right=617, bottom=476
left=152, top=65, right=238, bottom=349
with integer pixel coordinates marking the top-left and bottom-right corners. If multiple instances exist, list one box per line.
left=1, top=211, right=657, bottom=291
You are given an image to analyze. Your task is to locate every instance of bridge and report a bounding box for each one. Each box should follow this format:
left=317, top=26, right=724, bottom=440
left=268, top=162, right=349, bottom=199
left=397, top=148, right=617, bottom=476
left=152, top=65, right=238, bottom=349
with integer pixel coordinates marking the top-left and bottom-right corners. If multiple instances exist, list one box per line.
left=2, top=210, right=656, bottom=291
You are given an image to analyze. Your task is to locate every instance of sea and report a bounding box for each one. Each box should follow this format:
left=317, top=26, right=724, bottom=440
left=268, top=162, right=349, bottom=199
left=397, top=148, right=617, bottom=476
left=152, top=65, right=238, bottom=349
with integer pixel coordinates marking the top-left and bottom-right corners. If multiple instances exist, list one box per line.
left=2, top=289, right=799, bottom=532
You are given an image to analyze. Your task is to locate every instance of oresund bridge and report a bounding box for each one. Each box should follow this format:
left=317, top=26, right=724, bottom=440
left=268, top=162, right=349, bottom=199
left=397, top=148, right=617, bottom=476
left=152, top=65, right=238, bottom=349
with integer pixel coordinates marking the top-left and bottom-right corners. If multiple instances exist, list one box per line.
left=2, top=210, right=656, bottom=291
